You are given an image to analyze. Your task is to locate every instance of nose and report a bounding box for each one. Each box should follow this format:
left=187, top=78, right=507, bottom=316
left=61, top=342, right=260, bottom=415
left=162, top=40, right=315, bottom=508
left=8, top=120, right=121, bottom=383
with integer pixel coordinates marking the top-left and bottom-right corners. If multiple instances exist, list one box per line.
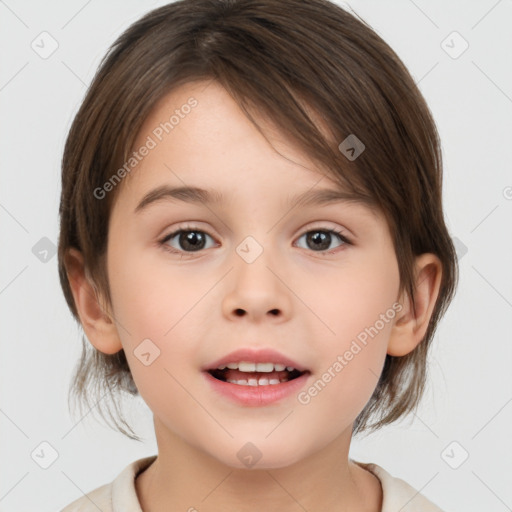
left=221, top=246, right=292, bottom=323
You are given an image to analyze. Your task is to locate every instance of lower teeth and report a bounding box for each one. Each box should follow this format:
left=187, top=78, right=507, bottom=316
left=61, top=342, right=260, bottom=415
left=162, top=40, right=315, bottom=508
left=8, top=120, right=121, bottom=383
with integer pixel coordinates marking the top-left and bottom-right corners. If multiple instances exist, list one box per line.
left=226, top=378, right=285, bottom=386
left=208, top=368, right=304, bottom=385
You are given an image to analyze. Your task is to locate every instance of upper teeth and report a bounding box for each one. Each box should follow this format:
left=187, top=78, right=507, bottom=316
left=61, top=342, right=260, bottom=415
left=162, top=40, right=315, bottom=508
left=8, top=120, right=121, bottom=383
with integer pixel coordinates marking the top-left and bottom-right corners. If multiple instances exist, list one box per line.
left=217, top=362, right=295, bottom=372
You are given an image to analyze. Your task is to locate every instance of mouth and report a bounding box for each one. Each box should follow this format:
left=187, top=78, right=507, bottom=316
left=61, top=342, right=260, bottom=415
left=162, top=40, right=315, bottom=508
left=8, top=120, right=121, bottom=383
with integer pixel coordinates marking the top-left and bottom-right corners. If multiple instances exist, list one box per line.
left=207, top=362, right=308, bottom=386
left=202, top=348, right=311, bottom=405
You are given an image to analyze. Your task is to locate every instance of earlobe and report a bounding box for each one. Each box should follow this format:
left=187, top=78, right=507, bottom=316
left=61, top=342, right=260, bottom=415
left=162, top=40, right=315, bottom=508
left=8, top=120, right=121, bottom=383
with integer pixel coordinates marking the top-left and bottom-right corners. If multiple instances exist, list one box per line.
left=387, top=253, right=442, bottom=357
left=65, top=248, right=123, bottom=355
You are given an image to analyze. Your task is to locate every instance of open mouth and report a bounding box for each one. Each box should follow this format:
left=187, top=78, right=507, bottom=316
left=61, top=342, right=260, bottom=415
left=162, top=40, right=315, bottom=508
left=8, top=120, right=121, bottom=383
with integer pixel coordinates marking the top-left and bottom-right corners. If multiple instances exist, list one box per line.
left=207, top=362, right=308, bottom=386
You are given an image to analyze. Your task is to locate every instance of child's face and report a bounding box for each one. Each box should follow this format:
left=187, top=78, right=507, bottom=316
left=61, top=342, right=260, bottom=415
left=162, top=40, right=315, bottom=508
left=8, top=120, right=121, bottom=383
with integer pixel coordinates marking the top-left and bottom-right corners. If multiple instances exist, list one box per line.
left=106, top=80, right=402, bottom=468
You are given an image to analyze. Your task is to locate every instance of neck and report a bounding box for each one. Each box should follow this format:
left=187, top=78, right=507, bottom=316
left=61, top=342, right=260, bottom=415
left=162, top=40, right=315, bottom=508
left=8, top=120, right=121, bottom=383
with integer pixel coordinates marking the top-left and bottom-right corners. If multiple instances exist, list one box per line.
left=135, top=418, right=382, bottom=512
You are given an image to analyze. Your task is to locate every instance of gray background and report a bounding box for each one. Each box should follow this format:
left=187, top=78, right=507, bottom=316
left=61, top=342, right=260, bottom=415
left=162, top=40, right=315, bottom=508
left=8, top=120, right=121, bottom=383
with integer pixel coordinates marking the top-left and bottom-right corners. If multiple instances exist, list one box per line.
left=1, top=0, right=511, bottom=510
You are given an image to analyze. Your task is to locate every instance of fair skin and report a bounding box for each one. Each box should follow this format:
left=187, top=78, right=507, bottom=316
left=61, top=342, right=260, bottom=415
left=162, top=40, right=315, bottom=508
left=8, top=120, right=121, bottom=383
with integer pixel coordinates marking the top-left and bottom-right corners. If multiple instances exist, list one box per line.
left=66, top=80, right=442, bottom=511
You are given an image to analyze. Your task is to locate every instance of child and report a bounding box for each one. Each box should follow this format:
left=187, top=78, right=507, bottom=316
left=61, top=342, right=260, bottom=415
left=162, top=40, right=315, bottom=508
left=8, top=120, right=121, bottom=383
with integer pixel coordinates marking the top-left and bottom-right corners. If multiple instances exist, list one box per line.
left=58, top=0, right=458, bottom=510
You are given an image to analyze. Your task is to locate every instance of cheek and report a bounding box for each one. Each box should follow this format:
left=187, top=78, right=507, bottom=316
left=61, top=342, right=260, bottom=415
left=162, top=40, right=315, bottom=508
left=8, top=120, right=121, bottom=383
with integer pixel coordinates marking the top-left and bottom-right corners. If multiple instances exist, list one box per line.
left=301, top=254, right=399, bottom=408
left=298, top=319, right=391, bottom=431
left=108, top=243, right=211, bottom=338
left=107, top=249, right=211, bottom=398
left=305, top=253, right=399, bottom=347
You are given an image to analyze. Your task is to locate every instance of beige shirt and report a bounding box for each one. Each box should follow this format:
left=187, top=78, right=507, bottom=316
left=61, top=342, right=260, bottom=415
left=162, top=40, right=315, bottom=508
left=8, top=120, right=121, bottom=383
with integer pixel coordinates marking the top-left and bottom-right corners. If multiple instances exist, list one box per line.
left=60, top=455, right=444, bottom=511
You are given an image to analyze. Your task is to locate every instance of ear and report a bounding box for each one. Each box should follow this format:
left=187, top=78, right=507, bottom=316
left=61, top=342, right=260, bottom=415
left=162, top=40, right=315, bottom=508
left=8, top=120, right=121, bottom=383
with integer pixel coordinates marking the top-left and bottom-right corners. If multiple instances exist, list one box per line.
left=65, top=248, right=123, bottom=355
left=387, top=253, right=442, bottom=357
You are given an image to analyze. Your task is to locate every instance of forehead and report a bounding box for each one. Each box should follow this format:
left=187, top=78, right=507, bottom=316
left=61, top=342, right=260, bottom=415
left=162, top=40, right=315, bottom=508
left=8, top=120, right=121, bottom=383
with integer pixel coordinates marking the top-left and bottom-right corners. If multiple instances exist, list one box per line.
left=130, top=79, right=327, bottom=177
left=117, top=80, right=379, bottom=221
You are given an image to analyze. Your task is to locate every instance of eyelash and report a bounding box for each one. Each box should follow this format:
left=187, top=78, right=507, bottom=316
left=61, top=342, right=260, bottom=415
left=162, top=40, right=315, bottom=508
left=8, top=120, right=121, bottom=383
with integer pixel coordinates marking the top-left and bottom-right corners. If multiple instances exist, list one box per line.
left=158, top=224, right=352, bottom=257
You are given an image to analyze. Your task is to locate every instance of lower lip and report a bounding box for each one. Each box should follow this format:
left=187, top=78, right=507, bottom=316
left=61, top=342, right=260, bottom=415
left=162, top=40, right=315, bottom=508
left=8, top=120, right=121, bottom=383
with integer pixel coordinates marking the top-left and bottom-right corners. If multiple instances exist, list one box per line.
left=203, top=371, right=310, bottom=407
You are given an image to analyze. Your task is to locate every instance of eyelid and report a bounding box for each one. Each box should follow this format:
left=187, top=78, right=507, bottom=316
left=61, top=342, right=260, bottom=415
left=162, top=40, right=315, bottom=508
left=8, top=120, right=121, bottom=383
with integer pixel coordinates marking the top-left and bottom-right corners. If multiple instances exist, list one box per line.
left=160, top=222, right=351, bottom=242
left=161, top=222, right=215, bottom=240
left=301, top=220, right=350, bottom=234
left=295, top=221, right=353, bottom=243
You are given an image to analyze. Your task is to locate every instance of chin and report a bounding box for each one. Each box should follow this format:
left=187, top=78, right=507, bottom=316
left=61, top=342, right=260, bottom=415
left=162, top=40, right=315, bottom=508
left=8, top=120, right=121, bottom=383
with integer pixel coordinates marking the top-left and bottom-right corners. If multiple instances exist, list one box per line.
left=207, top=441, right=307, bottom=471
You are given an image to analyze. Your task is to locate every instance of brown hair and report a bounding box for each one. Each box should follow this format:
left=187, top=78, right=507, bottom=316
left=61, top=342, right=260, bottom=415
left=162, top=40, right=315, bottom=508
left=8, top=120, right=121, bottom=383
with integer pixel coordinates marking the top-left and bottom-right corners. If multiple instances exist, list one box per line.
left=58, top=0, right=458, bottom=441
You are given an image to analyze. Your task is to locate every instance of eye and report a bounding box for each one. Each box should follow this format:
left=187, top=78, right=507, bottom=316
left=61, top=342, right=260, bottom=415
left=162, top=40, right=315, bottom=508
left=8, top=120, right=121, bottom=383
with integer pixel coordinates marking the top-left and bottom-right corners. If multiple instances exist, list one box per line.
left=295, top=228, right=351, bottom=253
left=160, top=226, right=217, bottom=254
left=158, top=225, right=351, bottom=256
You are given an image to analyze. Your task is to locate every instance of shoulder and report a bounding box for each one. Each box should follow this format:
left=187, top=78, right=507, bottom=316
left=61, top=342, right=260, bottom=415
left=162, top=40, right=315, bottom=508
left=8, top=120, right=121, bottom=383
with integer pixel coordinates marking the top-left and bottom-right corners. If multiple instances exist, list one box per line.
left=59, top=455, right=157, bottom=512
left=59, top=482, right=112, bottom=512
left=354, top=460, right=445, bottom=512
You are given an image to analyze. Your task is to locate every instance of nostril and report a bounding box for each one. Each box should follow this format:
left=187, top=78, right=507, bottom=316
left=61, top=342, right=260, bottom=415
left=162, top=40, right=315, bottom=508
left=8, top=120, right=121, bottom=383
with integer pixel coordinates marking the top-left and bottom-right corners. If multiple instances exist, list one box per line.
left=234, top=308, right=245, bottom=316
left=269, top=309, right=279, bottom=315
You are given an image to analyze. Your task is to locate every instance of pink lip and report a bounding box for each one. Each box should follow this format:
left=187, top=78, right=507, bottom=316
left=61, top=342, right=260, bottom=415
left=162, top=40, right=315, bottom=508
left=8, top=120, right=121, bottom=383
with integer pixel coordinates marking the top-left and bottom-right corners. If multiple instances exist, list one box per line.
left=202, top=347, right=311, bottom=407
left=202, top=347, right=308, bottom=372
left=203, top=371, right=311, bottom=407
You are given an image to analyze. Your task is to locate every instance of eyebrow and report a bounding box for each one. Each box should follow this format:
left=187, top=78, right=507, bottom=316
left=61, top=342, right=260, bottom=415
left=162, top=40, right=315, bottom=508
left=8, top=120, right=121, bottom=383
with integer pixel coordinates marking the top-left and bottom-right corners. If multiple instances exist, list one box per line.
left=134, top=184, right=376, bottom=214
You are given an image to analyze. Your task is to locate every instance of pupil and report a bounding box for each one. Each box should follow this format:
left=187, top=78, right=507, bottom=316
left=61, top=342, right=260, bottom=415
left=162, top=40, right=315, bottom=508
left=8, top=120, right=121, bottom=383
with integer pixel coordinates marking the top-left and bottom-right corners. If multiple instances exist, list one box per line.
left=307, top=231, right=330, bottom=251
left=181, top=231, right=205, bottom=251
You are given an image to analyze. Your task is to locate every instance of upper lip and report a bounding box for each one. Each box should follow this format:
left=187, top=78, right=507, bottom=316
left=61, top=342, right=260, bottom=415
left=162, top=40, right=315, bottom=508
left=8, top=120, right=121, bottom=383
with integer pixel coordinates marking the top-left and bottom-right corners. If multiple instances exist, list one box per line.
left=203, top=348, right=308, bottom=372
